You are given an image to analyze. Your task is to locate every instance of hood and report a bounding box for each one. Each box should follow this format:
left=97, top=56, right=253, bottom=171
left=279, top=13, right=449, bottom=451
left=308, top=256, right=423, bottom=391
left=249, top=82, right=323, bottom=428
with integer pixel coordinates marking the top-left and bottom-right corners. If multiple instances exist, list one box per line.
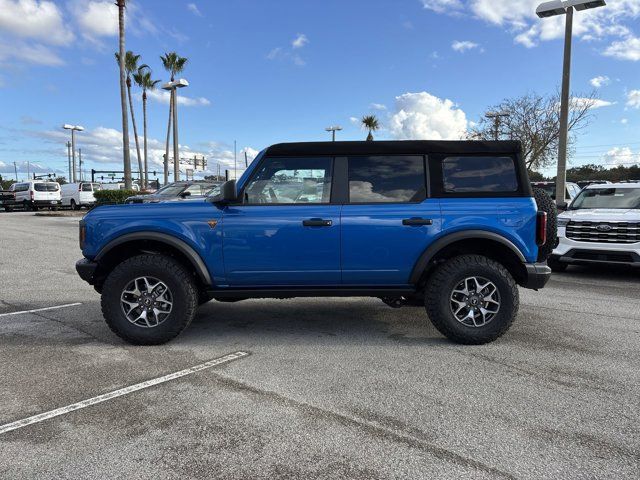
left=560, top=208, right=640, bottom=222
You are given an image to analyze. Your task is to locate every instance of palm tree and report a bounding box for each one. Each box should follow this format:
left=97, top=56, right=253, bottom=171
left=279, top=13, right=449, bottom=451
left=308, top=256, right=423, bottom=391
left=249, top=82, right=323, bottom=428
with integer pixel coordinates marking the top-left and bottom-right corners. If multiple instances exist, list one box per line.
left=361, top=115, right=380, bottom=141
left=115, top=51, right=146, bottom=188
left=115, top=0, right=131, bottom=189
left=133, top=67, right=160, bottom=189
left=160, top=52, right=188, bottom=184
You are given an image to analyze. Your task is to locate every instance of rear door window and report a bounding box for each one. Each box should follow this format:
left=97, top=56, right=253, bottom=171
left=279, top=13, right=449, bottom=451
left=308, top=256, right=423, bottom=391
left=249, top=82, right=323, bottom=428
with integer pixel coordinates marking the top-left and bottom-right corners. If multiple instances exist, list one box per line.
left=34, top=183, right=59, bottom=192
left=442, top=156, right=518, bottom=193
left=347, top=156, right=426, bottom=203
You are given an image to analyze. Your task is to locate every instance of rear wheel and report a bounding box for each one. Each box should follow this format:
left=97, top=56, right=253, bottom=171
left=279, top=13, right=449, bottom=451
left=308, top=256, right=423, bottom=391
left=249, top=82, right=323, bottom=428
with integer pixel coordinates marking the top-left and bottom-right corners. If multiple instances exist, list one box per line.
left=101, top=254, right=198, bottom=345
left=23, top=201, right=31, bottom=211
left=532, top=188, right=558, bottom=262
left=425, top=255, right=519, bottom=345
left=70, top=199, right=78, bottom=211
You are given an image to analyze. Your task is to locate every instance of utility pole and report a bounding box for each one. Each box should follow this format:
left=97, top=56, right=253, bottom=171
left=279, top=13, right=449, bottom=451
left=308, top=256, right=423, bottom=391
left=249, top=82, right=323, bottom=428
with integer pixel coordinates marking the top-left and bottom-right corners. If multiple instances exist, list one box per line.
left=78, top=148, right=82, bottom=182
left=234, top=140, right=237, bottom=180
left=244, top=150, right=248, bottom=168
left=27, top=161, right=30, bottom=180
left=67, top=141, right=72, bottom=182
left=13, top=161, right=18, bottom=181
left=485, top=112, right=509, bottom=140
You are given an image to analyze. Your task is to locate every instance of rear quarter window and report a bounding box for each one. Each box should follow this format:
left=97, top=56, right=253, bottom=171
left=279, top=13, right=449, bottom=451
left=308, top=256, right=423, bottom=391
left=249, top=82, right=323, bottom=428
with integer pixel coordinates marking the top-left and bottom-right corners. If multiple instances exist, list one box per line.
left=442, top=156, right=518, bottom=194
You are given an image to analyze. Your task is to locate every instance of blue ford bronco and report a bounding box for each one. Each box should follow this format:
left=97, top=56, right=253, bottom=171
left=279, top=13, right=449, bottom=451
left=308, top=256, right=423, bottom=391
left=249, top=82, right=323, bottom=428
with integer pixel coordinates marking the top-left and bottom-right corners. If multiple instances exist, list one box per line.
left=76, top=141, right=555, bottom=345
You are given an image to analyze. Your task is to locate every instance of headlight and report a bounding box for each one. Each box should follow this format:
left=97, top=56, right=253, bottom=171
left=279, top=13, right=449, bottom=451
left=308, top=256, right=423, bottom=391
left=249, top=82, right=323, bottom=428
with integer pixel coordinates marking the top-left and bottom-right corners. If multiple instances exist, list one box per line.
left=557, top=217, right=570, bottom=227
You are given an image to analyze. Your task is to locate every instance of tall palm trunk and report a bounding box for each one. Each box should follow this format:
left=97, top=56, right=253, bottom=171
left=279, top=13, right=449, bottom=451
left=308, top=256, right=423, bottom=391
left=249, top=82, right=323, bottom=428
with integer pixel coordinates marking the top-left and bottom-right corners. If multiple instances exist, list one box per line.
left=142, top=89, right=148, bottom=189
left=117, top=0, right=131, bottom=189
left=164, top=91, right=173, bottom=185
left=126, top=77, right=144, bottom=188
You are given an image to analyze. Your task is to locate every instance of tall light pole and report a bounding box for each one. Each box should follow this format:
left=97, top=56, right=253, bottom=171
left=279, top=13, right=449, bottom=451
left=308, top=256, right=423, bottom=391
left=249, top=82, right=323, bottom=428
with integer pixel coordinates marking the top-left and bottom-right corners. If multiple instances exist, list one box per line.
left=325, top=126, right=343, bottom=142
left=162, top=79, right=188, bottom=182
left=66, top=141, right=72, bottom=181
left=62, top=124, right=84, bottom=183
left=485, top=112, right=509, bottom=141
left=536, top=0, right=606, bottom=206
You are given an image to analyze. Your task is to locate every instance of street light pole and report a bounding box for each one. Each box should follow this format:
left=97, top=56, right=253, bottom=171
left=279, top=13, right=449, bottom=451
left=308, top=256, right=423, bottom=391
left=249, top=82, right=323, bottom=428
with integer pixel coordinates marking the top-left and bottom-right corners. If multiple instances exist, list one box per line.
left=62, top=124, right=84, bottom=183
left=66, top=141, right=72, bottom=181
left=556, top=5, right=573, bottom=208
left=325, top=126, right=343, bottom=141
left=162, top=79, right=188, bottom=183
left=536, top=0, right=606, bottom=206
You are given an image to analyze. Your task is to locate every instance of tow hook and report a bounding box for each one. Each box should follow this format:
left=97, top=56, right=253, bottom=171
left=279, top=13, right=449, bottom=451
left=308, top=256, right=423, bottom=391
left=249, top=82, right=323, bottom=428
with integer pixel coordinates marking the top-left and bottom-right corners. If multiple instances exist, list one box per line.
left=381, top=297, right=405, bottom=308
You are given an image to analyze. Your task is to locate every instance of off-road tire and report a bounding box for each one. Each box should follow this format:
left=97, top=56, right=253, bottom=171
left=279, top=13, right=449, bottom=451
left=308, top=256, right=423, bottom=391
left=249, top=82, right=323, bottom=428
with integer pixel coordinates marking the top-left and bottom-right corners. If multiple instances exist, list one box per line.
left=532, top=187, right=557, bottom=262
left=547, top=256, right=567, bottom=272
left=425, top=255, right=519, bottom=345
left=101, top=254, right=198, bottom=345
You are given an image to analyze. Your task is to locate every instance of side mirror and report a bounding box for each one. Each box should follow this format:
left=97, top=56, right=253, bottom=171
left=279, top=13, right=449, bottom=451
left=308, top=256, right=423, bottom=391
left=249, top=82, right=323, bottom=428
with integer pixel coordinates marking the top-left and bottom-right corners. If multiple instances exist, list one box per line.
left=557, top=202, right=568, bottom=212
left=211, top=180, right=238, bottom=204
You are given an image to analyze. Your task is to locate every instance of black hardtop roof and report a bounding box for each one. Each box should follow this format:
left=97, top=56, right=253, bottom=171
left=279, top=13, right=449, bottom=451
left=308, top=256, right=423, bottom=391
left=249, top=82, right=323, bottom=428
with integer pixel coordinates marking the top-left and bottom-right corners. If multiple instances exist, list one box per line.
left=265, top=140, right=522, bottom=157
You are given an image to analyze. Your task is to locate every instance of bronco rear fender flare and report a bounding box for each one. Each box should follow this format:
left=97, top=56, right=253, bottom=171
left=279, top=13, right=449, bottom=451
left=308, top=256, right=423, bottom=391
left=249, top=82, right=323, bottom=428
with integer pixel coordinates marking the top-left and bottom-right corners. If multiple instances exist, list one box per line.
left=408, top=230, right=526, bottom=284
left=95, top=231, right=213, bottom=286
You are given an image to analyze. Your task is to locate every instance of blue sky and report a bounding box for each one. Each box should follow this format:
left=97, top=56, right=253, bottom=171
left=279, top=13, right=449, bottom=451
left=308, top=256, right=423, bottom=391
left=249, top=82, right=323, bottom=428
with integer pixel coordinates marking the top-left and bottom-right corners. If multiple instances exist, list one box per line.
left=0, top=0, right=639, bottom=181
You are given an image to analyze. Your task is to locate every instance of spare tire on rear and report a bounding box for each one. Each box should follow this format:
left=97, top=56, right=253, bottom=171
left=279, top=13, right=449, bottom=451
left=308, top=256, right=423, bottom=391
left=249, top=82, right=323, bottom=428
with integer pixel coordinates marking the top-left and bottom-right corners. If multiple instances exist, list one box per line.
left=532, top=187, right=558, bottom=262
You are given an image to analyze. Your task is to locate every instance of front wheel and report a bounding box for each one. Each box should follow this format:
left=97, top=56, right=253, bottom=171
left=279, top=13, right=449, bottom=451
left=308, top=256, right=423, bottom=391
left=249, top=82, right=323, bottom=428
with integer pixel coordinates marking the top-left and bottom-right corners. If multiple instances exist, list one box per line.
left=101, top=254, right=198, bottom=345
left=425, top=255, right=519, bottom=345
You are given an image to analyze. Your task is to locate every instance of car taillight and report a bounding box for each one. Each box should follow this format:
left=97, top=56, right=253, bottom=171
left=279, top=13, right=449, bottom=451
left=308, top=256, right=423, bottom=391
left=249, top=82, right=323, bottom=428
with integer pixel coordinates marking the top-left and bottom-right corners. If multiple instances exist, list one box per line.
left=536, top=211, right=547, bottom=246
left=79, top=222, right=86, bottom=250
left=30, top=190, right=34, bottom=200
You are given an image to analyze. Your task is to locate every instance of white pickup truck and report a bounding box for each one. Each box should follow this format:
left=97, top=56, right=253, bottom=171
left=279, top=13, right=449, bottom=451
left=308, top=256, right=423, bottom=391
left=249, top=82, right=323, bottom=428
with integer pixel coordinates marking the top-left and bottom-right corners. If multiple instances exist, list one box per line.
left=549, top=182, right=640, bottom=271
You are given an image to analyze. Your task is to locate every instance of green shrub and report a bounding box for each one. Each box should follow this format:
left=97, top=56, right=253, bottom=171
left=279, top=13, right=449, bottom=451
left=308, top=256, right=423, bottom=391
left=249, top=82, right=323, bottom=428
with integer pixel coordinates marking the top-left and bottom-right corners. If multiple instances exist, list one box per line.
left=94, top=189, right=138, bottom=205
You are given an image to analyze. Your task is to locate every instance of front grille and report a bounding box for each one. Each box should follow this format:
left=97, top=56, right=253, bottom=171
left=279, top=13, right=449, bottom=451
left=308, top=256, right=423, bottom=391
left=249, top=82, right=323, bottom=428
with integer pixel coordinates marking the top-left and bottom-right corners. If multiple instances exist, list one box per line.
left=566, top=221, right=640, bottom=244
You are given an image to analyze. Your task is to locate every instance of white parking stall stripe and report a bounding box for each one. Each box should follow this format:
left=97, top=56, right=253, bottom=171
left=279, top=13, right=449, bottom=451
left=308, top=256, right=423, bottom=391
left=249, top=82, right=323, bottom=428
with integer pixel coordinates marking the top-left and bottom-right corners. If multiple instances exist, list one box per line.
left=0, top=351, right=250, bottom=435
left=0, top=303, right=83, bottom=318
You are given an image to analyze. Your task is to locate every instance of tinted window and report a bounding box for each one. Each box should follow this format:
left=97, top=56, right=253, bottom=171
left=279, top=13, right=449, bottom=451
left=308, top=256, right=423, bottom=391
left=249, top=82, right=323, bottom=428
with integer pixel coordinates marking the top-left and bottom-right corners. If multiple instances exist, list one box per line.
left=244, top=157, right=332, bottom=204
left=443, top=156, right=518, bottom=193
left=184, top=185, right=203, bottom=195
left=34, top=183, right=59, bottom=192
left=348, top=156, right=425, bottom=203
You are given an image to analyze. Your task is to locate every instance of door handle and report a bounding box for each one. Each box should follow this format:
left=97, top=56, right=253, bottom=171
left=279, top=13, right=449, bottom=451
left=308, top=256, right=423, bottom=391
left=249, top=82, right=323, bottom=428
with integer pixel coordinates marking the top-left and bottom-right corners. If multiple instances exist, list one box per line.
left=303, top=218, right=332, bottom=227
left=402, top=218, right=433, bottom=226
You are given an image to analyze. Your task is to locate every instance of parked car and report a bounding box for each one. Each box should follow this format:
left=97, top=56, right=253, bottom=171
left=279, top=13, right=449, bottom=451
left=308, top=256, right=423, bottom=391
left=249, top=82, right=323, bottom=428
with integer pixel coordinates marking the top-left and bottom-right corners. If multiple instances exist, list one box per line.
left=124, top=181, right=222, bottom=204
left=548, top=182, right=640, bottom=271
left=61, top=182, right=102, bottom=210
left=531, top=181, right=581, bottom=205
left=100, top=183, right=140, bottom=191
left=8, top=181, right=61, bottom=211
left=76, top=140, right=554, bottom=346
left=0, top=188, right=16, bottom=212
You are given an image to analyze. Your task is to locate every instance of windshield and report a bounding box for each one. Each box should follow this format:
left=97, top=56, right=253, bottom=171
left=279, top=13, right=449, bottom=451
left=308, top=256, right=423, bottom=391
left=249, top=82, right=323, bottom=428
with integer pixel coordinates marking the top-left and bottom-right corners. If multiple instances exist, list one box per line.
left=204, top=184, right=221, bottom=196
left=571, top=187, right=640, bottom=210
left=154, top=184, right=186, bottom=196
left=34, top=183, right=59, bottom=192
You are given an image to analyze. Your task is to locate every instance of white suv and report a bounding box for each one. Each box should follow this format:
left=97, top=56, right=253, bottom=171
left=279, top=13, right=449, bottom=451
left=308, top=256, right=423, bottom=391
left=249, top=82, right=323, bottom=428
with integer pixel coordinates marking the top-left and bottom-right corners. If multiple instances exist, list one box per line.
left=549, top=183, right=640, bottom=271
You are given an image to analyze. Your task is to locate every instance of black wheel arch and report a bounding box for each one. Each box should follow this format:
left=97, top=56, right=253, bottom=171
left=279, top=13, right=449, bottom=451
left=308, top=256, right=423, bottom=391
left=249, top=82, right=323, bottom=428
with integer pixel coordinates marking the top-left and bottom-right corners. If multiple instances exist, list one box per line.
left=410, top=230, right=528, bottom=287
left=93, top=232, right=212, bottom=290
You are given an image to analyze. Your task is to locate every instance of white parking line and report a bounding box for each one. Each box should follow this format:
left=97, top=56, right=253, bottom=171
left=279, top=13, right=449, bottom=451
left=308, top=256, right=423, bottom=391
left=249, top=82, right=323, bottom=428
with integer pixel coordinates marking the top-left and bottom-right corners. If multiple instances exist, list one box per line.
left=0, top=351, right=249, bottom=435
left=0, top=303, right=83, bottom=318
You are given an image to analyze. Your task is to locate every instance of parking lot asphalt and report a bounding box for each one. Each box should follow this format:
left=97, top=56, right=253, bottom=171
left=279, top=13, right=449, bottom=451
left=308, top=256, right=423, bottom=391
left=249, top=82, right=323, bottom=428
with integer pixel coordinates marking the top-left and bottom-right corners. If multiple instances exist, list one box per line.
left=1, top=212, right=639, bottom=479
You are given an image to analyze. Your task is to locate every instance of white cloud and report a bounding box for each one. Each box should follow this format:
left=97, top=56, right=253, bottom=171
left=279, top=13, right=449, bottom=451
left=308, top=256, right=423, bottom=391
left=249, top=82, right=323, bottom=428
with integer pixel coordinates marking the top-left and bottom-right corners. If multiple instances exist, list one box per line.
left=0, top=41, right=64, bottom=66
left=187, top=3, right=202, bottom=17
left=451, top=40, right=479, bottom=52
left=0, top=0, right=74, bottom=45
left=627, top=90, right=640, bottom=109
left=146, top=89, right=211, bottom=107
left=369, top=103, right=387, bottom=111
left=571, top=97, right=615, bottom=110
left=389, top=91, right=468, bottom=140
left=67, top=0, right=118, bottom=42
left=621, top=118, right=629, bottom=124
left=604, top=36, right=640, bottom=61
left=292, top=33, right=308, bottom=49
left=422, top=0, right=640, bottom=59
left=602, top=147, right=638, bottom=166
left=590, top=75, right=610, bottom=88
left=420, top=0, right=463, bottom=14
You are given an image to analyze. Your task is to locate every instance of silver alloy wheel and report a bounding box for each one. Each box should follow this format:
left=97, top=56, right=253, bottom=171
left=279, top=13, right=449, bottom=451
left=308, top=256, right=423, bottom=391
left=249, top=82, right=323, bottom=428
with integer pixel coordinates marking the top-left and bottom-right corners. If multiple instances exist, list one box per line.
left=120, top=276, right=173, bottom=328
left=449, top=276, right=500, bottom=327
